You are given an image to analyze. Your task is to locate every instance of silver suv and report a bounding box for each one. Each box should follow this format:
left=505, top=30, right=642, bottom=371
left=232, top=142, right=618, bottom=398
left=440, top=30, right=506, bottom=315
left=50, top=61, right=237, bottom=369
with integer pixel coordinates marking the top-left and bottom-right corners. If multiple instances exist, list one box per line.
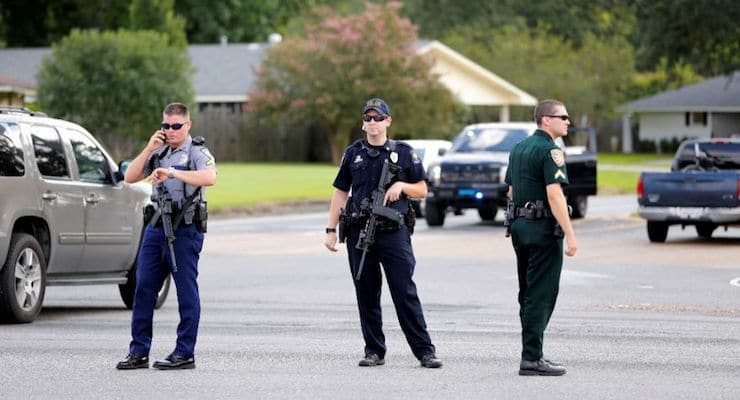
left=0, top=107, right=170, bottom=323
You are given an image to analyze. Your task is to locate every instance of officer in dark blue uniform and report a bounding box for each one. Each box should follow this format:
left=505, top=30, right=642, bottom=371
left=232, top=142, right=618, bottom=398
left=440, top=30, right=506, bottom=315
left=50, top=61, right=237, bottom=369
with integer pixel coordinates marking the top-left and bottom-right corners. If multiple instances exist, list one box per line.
left=116, top=103, right=216, bottom=370
left=505, top=99, right=577, bottom=376
left=324, top=98, right=442, bottom=368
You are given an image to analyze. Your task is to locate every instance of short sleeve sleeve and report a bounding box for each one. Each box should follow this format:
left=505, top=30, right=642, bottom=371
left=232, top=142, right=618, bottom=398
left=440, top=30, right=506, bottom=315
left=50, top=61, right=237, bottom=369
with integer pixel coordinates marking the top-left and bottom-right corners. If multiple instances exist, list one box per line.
left=403, top=147, right=427, bottom=183
left=332, top=147, right=353, bottom=191
left=190, top=146, right=217, bottom=171
left=542, top=147, right=569, bottom=186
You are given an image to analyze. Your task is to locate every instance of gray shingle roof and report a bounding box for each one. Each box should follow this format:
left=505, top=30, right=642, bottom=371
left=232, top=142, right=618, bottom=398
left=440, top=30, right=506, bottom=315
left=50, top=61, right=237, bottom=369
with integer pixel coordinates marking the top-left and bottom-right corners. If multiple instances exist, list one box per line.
left=188, top=43, right=268, bottom=102
left=618, top=71, right=740, bottom=112
left=0, top=48, right=51, bottom=88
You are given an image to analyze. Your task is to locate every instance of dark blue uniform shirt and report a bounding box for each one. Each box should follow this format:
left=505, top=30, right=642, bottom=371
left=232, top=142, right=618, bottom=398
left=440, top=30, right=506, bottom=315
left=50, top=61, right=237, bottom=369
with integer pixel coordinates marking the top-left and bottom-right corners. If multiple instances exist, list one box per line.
left=333, top=139, right=426, bottom=214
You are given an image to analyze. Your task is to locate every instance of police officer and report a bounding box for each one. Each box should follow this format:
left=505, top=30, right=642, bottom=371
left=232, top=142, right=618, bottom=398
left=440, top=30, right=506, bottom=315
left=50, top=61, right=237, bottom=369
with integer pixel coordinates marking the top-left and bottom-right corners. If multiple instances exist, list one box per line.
left=505, top=99, right=577, bottom=376
left=324, top=98, right=442, bottom=369
left=116, top=102, right=216, bottom=370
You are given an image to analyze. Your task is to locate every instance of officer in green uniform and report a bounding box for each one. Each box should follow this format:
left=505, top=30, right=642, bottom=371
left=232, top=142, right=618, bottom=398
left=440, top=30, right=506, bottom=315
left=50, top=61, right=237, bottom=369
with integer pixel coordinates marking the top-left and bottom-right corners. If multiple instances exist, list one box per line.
left=505, top=99, right=578, bottom=376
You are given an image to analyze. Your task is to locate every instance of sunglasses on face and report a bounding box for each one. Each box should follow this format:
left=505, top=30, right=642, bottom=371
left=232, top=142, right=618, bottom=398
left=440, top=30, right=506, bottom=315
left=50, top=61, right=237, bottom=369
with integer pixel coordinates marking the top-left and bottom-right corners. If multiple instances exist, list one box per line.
left=362, top=114, right=387, bottom=122
left=161, top=122, right=187, bottom=130
left=545, top=115, right=570, bottom=121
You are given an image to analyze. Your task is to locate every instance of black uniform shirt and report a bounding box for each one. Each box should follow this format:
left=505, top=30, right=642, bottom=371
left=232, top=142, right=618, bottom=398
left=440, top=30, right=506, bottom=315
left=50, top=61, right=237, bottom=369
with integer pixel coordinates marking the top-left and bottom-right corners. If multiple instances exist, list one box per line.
left=333, top=139, right=426, bottom=214
left=505, top=130, right=569, bottom=208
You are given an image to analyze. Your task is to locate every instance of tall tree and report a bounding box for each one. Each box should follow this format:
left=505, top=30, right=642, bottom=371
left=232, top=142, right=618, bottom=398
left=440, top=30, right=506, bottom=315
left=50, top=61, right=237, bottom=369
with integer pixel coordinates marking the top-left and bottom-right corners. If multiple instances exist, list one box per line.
left=443, top=19, right=635, bottom=124
left=174, top=0, right=314, bottom=43
left=37, top=29, right=194, bottom=159
left=633, top=0, right=740, bottom=76
left=129, top=0, right=187, bottom=48
left=248, top=1, right=461, bottom=162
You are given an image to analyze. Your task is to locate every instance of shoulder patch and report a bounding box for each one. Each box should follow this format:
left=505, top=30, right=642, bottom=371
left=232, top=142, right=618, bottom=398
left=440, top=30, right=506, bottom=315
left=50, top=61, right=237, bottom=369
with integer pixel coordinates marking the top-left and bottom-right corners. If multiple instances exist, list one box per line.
left=550, top=149, right=565, bottom=167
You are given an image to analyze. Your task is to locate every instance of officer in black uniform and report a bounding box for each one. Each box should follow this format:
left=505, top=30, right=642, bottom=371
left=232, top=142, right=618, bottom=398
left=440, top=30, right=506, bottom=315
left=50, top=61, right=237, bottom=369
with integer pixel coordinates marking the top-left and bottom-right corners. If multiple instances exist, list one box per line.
left=505, top=99, right=578, bottom=376
left=116, top=102, right=216, bottom=370
left=324, top=98, right=442, bottom=368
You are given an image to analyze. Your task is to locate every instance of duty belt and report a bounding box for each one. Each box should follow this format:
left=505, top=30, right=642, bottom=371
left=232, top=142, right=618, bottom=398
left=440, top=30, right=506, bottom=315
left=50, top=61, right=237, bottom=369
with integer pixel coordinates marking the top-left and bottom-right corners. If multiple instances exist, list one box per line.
left=513, top=202, right=554, bottom=219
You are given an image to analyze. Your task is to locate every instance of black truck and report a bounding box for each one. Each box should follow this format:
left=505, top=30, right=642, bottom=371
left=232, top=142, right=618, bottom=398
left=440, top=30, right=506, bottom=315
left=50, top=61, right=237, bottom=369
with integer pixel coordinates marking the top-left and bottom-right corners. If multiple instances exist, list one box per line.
left=424, top=122, right=597, bottom=227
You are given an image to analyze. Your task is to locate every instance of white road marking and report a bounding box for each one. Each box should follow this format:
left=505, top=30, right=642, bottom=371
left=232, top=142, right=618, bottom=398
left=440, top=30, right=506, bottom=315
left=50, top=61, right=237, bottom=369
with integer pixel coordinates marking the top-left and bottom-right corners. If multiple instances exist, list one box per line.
left=730, top=277, right=740, bottom=287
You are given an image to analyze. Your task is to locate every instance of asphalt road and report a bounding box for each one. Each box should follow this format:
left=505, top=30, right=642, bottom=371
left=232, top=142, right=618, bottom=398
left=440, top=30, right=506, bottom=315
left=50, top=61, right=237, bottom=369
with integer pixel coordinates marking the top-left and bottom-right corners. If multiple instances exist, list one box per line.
left=1, top=195, right=738, bottom=399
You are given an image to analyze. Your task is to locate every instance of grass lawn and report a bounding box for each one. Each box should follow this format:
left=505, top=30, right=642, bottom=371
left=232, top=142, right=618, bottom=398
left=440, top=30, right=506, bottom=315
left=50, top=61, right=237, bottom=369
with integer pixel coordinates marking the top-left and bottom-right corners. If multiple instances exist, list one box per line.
left=207, top=163, right=337, bottom=211
left=206, top=153, right=673, bottom=211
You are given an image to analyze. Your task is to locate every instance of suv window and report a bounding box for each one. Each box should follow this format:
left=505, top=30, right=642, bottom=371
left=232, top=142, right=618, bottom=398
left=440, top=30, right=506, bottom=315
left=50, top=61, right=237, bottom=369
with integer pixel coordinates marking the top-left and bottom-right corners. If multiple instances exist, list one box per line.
left=66, top=128, right=112, bottom=183
left=451, top=128, right=529, bottom=153
left=0, top=122, right=25, bottom=176
left=31, top=125, right=70, bottom=178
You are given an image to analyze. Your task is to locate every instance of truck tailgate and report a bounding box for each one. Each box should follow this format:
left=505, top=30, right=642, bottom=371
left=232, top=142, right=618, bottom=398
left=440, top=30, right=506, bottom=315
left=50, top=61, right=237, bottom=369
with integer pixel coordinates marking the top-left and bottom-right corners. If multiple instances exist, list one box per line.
left=640, top=172, right=739, bottom=207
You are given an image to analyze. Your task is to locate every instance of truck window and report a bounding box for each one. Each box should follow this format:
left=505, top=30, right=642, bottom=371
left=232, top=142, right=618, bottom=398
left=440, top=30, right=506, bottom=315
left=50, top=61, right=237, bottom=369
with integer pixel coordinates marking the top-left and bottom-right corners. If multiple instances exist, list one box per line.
left=30, top=125, right=69, bottom=178
left=0, top=122, right=25, bottom=177
left=451, top=128, right=528, bottom=153
left=66, top=128, right=112, bottom=183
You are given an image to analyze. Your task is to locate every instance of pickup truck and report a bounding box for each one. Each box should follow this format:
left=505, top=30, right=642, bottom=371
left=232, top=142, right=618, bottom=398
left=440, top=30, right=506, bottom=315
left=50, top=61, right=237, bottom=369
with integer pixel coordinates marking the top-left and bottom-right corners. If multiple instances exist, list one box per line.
left=424, top=122, right=597, bottom=227
left=637, top=138, right=740, bottom=242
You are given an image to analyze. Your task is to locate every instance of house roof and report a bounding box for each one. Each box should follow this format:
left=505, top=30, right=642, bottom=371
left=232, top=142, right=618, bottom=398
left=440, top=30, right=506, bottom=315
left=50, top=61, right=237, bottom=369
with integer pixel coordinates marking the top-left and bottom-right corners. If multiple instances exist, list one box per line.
left=0, top=40, right=536, bottom=107
left=617, top=71, right=740, bottom=112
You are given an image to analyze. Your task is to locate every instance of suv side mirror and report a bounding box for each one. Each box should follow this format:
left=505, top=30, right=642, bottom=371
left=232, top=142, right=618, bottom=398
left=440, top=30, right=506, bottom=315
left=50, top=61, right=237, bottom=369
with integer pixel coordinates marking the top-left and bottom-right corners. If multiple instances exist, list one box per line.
left=115, top=160, right=131, bottom=182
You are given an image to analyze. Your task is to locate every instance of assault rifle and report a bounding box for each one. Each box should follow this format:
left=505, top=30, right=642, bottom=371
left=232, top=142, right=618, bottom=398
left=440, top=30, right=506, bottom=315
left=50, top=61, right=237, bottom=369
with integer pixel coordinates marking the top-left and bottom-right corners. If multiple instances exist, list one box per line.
left=150, top=155, right=178, bottom=273
left=354, top=159, right=403, bottom=280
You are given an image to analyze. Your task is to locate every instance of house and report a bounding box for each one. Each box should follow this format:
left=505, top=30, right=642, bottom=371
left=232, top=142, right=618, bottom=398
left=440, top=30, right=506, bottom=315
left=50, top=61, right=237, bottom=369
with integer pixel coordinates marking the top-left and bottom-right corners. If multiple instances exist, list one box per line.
left=617, top=71, right=740, bottom=152
left=0, top=40, right=536, bottom=121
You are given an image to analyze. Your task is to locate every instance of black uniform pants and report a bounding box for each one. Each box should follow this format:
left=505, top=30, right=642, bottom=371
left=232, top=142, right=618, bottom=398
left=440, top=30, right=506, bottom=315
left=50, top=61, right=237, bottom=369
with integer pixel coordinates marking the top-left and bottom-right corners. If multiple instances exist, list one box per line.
left=511, top=218, right=563, bottom=361
left=346, top=225, right=435, bottom=360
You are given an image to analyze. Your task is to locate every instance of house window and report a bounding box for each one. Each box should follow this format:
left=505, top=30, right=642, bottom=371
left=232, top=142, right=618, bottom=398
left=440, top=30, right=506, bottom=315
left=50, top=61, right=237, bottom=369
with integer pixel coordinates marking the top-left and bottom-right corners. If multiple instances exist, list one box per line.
left=685, top=112, right=707, bottom=126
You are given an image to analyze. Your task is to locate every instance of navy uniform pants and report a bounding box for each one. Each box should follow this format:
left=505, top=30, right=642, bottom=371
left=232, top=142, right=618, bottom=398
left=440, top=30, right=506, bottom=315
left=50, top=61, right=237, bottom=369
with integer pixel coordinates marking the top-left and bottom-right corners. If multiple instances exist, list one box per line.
left=129, top=223, right=204, bottom=358
left=346, top=225, right=435, bottom=360
left=510, top=218, right=563, bottom=361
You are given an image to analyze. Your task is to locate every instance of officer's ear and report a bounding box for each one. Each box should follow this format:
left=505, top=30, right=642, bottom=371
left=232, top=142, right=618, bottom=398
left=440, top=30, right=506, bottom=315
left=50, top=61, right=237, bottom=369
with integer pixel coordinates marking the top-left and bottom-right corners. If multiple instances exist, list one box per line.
left=386, top=116, right=392, bottom=126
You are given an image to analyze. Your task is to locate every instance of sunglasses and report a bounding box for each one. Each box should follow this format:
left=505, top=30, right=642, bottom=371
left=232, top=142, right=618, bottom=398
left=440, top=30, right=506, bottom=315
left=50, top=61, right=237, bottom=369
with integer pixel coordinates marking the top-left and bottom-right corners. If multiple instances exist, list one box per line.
left=362, top=114, right=387, bottom=122
left=545, top=115, right=570, bottom=121
left=161, top=122, right=188, bottom=130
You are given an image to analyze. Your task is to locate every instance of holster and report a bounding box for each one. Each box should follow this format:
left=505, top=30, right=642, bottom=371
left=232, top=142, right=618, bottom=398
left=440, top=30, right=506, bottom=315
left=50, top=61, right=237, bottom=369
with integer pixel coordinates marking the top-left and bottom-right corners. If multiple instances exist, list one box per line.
left=143, top=203, right=156, bottom=226
left=405, top=205, right=416, bottom=235
left=194, top=200, right=208, bottom=233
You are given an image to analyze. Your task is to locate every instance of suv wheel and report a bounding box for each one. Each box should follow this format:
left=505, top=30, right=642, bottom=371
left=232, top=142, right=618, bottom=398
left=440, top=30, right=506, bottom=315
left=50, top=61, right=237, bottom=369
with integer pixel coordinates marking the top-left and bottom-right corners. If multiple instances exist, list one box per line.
left=119, top=261, right=171, bottom=310
left=0, top=233, right=47, bottom=323
left=425, top=201, right=446, bottom=227
left=568, top=195, right=588, bottom=219
left=477, top=207, right=497, bottom=221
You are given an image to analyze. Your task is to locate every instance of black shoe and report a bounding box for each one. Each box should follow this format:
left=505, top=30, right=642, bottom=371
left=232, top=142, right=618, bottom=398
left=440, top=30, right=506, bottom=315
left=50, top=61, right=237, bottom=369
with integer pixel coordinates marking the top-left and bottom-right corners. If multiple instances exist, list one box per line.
left=420, top=354, right=443, bottom=368
left=543, top=357, right=562, bottom=367
left=116, top=353, right=149, bottom=370
left=519, top=359, right=566, bottom=376
left=153, top=353, right=195, bottom=370
left=358, top=354, right=385, bottom=367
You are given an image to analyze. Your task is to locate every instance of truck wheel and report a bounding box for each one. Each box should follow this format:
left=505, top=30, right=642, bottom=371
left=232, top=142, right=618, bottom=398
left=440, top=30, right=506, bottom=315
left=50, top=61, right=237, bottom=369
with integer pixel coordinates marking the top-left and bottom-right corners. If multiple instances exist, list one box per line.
left=425, top=201, right=445, bottom=227
left=0, top=233, right=47, bottom=323
left=695, top=223, right=716, bottom=239
left=568, top=195, right=588, bottom=219
left=646, top=221, right=668, bottom=243
left=478, top=207, right=497, bottom=221
left=119, top=261, right=171, bottom=310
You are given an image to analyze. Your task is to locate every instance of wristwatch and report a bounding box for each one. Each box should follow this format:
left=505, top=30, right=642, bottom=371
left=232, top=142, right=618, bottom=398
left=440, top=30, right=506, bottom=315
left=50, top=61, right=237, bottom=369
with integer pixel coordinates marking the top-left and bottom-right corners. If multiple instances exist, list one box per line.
left=325, top=227, right=336, bottom=234
left=167, top=167, right=175, bottom=179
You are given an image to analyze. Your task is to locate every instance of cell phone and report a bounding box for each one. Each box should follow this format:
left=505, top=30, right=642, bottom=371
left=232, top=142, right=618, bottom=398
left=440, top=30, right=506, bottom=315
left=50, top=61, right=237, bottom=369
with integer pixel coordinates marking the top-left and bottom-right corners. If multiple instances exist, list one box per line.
left=159, top=133, right=167, bottom=143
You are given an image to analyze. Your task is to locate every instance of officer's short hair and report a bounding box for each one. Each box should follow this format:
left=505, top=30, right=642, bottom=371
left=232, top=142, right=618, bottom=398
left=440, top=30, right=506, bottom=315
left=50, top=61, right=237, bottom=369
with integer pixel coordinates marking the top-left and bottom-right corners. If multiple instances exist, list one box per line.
left=533, top=99, right=564, bottom=126
left=163, top=102, right=189, bottom=118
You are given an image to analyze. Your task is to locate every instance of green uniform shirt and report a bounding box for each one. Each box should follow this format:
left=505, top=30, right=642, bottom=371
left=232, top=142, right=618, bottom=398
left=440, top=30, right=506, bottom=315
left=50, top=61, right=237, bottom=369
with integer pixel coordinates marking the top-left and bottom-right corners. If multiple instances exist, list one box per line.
left=505, top=129, right=569, bottom=207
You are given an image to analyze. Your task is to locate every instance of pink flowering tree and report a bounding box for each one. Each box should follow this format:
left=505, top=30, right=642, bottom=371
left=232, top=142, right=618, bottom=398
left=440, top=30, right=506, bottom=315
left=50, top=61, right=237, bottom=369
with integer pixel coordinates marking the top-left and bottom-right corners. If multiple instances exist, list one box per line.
left=248, top=2, right=461, bottom=163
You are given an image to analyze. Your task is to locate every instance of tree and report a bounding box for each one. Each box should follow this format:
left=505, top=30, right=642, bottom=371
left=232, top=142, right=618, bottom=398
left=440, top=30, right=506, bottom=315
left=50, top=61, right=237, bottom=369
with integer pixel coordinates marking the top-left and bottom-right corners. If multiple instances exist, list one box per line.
left=174, top=0, right=315, bottom=43
left=633, top=0, right=740, bottom=76
left=129, top=0, right=187, bottom=48
left=248, top=1, right=461, bottom=163
left=443, top=19, right=635, bottom=124
left=37, top=29, right=194, bottom=160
